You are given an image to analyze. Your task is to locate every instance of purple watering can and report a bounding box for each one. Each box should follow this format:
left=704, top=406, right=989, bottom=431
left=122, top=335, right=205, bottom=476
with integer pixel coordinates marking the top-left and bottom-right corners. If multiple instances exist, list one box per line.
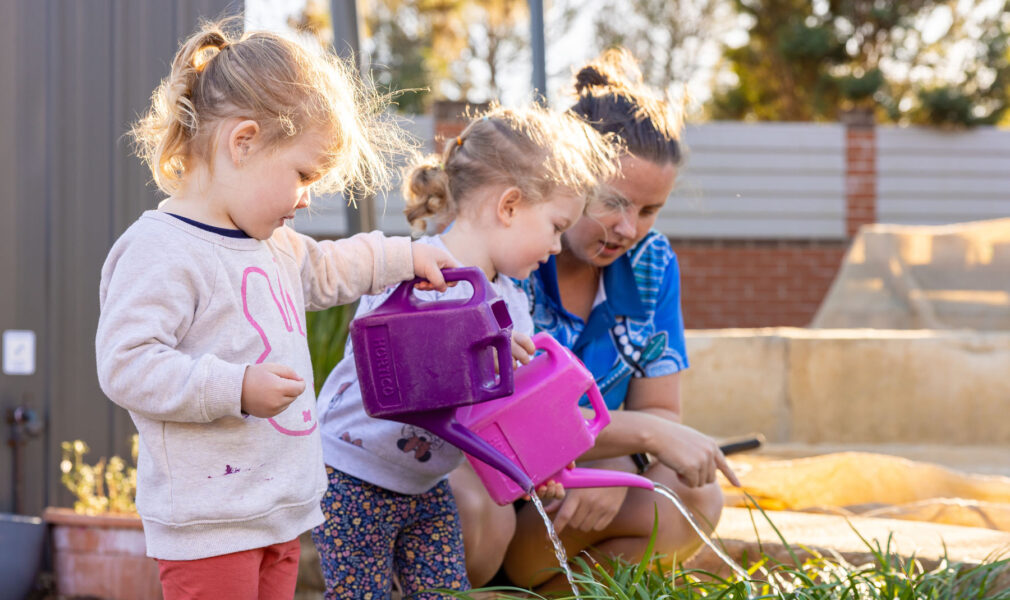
left=456, top=332, right=654, bottom=505
left=351, top=267, right=534, bottom=491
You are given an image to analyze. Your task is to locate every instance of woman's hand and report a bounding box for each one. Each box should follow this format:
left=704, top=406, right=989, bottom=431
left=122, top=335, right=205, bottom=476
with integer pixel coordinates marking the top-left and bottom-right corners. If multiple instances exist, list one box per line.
left=510, top=331, right=535, bottom=367
left=652, top=421, right=740, bottom=488
left=410, top=243, right=459, bottom=291
left=548, top=486, right=628, bottom=533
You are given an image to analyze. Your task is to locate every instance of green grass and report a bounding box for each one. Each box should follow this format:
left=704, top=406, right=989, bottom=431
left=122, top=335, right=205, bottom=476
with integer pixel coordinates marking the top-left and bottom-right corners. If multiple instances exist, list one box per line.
left=436, top=503, right=1010, bottom=600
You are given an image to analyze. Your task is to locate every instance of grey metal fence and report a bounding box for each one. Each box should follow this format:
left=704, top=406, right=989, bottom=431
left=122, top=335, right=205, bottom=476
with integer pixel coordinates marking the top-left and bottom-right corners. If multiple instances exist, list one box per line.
left=1, top=0, right=238, bottom=516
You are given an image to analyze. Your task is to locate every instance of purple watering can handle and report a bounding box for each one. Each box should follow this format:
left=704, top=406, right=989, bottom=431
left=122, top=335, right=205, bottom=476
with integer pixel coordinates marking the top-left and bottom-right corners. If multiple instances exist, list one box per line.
left=387, top=267, right=491, bottom=308
left=531, top=332, right=611, bottom=437
left=474, top=333, right=514, bottom=401
left=553, top=466, right=654, bottom=491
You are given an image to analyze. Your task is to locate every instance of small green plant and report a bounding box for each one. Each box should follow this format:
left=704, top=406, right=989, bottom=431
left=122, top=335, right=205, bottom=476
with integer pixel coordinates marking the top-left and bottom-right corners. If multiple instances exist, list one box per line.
left=305, top=302, right=355, bottom=395
left=59, top=435, right=138, bottom=515
left=447, top=502, right=1010, bottom=600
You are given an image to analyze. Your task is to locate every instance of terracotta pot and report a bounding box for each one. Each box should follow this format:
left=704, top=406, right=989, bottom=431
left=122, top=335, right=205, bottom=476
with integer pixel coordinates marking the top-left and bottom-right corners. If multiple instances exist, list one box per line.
left=43, top=508, right=162, bottom=600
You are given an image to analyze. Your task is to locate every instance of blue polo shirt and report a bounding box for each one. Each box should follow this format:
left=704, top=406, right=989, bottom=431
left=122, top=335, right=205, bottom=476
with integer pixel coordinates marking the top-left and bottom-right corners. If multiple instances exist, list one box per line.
left=520, top=231, right=689, bottom=410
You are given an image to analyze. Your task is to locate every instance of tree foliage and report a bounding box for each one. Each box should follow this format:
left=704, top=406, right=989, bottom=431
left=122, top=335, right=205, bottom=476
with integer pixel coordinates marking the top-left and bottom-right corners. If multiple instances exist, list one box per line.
left=592, top=0, right=730, bottom=96
left=359, top=0, right=528, bottom=111
left=709, top=0, right=1010, bottom=126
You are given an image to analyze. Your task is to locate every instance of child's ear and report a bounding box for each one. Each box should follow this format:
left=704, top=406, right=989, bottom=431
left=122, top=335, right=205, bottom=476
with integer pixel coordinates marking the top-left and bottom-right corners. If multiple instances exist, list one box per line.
left=227, top=119, right=262, bottom=167
left=495, top=187, right=524, bottom=226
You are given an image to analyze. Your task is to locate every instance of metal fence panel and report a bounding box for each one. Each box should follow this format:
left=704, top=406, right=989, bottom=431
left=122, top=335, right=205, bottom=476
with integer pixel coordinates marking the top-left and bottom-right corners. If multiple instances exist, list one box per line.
left=0, top=0, right=238, bottom=516
left=877, top=126, right=1010, bottom=225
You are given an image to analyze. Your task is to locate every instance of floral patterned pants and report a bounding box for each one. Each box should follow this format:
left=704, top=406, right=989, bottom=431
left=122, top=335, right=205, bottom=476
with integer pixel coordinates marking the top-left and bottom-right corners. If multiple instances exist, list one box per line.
left=311, top=467, right=470, bottom=599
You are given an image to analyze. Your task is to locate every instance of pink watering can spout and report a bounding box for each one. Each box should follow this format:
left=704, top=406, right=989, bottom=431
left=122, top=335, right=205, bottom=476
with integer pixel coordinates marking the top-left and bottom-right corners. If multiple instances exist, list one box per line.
left=551, top=463, right=654, bottom=492
left=457, top=332, right=654, bottom=505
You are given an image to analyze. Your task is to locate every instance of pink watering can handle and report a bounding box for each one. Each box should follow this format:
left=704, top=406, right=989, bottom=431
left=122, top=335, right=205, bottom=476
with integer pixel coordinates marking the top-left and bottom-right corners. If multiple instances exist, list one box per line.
left=553, top=465, right=654, bottom=491
left=530, top=332, right=611, bottom=437
left=387, top=267, right=492, bottom=308
left=582, top=379, right=610, bottom=438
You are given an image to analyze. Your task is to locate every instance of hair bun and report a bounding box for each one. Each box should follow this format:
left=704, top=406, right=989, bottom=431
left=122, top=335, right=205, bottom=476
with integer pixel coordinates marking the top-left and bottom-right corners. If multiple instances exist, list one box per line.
left=574, top=66, right=612, bottom=94
left=403, top=158, right=453, bottom=233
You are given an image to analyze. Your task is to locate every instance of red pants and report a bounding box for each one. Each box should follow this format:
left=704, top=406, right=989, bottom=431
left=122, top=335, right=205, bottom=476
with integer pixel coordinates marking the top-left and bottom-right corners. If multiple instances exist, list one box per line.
left=158, top=538, right=301, bottom=600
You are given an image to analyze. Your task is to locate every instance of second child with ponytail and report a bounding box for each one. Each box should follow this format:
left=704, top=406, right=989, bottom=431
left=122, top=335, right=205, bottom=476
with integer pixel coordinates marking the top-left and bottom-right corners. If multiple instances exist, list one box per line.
left=312, top=105, right=619, bottom=599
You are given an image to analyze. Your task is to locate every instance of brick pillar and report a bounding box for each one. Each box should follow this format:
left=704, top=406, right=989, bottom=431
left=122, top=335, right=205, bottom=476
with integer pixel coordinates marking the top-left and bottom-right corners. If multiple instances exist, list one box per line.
left=433, top=100, right=490, bottom=154
left=842, top=108, right=877, bottom=238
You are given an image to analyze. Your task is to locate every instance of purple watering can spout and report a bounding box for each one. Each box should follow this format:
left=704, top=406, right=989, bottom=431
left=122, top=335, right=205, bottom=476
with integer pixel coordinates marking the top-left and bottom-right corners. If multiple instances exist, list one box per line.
left=405, top=410, right=534, bottom=492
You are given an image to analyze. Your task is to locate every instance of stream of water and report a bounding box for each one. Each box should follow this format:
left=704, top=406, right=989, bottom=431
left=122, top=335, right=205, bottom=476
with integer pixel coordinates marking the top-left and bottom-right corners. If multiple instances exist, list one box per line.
left=529, top=492, right=581, bottom=598
left=653, top=482, right=756, bottom=597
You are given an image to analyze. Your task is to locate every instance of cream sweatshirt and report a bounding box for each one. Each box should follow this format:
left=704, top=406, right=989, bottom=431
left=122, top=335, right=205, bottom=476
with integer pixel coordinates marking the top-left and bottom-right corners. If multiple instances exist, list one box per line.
left=95, top=210, right=414, bottom=560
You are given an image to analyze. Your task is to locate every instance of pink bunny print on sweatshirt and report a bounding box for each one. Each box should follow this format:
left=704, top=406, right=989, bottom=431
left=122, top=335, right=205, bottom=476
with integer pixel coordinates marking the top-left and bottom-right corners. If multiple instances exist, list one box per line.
left=241, top=263, right=317, bottom=437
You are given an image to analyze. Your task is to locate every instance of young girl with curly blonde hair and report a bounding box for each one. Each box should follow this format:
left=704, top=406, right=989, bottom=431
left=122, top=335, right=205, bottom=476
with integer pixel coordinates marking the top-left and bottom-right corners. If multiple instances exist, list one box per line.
left=96, top=19, right=454, bottom=599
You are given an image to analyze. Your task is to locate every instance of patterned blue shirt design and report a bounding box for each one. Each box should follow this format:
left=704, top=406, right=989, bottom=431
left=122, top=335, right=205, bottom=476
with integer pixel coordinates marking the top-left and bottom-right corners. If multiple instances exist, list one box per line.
left=521, top=230, right=688, bottom=410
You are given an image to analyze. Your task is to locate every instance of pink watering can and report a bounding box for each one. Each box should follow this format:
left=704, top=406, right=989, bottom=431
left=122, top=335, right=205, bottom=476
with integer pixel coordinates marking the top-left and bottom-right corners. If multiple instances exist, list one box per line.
left=456, top=332, right=654, bottom=505
left=351, top=267, right=534, bottom=491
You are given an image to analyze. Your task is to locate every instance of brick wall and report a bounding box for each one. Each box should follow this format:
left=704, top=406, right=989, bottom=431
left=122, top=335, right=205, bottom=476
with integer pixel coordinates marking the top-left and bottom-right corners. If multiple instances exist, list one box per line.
left=673, top=239, right=848, bottom=328
left=672, top=110, right=876, bottom=329
left=433, top=100, right=490, bottom=154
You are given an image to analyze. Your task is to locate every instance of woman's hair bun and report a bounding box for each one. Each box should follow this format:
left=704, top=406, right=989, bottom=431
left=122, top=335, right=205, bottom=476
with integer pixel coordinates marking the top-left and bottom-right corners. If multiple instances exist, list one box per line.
left=574, top=65, right=612, bottom=94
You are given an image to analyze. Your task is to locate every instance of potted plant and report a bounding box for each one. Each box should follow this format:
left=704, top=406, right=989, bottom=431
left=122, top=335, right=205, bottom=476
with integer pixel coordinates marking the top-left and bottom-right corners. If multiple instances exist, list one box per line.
left=0, top=512, right=46, bottom=599
left=43, top=436, right=162, bottom=600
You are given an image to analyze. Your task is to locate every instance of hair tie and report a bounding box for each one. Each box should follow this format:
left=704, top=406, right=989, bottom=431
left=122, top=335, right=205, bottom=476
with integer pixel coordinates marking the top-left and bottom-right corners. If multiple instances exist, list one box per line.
left=456, top=136, right=463, bottom=146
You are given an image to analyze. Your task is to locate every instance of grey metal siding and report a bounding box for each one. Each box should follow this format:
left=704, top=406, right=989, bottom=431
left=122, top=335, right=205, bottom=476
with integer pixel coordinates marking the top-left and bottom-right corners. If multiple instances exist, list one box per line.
left=877, top=126, right=1010, bottom=225
left=1, top=0, right=239, bottom=516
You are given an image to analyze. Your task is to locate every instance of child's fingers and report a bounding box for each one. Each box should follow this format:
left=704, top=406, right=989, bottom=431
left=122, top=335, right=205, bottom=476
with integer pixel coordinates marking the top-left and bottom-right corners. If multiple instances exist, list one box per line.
left=422, top=267, right=448, bottom=291
left=517, top=333, right=536, bottom=355
left=278, top=376, right=306, bottom=399
left=510, top=339, right=532, bottom=365
left=264, top=363, right=303, bottom=381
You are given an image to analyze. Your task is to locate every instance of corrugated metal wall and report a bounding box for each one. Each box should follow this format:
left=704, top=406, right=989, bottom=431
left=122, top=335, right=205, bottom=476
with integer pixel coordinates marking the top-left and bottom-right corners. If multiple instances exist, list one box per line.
left=877, top=126, right=1010, bottom=225
left=667, top=122, right=848, bottom=239
left=294, top=120, right=1010, bottom=242
left=0, top=0, right=239, bottom=516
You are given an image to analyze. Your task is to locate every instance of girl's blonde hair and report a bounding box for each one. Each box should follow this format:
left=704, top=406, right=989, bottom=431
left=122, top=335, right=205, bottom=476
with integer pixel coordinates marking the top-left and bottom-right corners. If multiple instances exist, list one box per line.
left=131, top=18, right=402, bottom=196
left=403, top=105, right=621, bottom=233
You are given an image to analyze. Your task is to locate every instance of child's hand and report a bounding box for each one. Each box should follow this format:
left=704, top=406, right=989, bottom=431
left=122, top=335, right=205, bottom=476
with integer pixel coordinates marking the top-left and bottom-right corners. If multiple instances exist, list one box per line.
left=411, top=243, right=459, bottom=292
left=521, top=462, right=571, bottom=504
left=241, top=363, right=305, bottom=418
left=535, top=479, right=565, bottom=502
left=511, top=332, right=535, bottom=367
